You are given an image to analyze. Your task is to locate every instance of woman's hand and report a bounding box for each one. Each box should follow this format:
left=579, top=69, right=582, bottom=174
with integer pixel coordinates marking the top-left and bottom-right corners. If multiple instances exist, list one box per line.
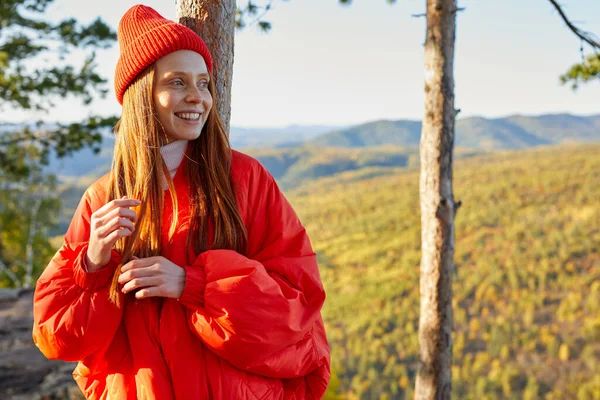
left=118, top=256, right=186, bottom=299
left=86, top=197, right=141, bottom=272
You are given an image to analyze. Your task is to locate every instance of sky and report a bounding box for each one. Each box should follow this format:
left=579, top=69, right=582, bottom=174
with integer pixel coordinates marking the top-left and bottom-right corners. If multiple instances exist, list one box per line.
left=5, top=0, right=600, bottom=128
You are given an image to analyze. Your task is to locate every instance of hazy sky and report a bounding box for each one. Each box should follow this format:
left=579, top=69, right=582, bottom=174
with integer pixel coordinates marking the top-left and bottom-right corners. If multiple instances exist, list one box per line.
left=6, top=0, right=600, bottom=127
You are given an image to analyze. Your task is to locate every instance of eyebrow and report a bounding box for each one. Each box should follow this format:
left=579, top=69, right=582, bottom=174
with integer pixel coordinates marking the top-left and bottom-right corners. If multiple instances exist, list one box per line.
left=163, top=71, right=210, bottom=78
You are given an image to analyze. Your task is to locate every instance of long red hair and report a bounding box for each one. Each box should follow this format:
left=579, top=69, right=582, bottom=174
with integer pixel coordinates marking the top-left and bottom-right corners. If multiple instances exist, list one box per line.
left=107, top=64, right=247, bottom=306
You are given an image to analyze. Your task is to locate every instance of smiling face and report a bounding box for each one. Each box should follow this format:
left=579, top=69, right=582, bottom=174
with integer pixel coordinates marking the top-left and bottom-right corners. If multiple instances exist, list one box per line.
left=153, top=50, right=213, bottom=142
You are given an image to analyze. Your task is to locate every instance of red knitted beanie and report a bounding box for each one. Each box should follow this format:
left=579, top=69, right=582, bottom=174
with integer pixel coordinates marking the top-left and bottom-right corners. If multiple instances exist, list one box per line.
left=114, top=4, right=213, bottom=105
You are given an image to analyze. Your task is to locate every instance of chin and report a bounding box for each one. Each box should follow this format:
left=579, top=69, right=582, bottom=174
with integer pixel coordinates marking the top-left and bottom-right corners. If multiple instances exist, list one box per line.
left=166, top=129, right=203, bottom=141
left=189, top=132, right=202, bottom=141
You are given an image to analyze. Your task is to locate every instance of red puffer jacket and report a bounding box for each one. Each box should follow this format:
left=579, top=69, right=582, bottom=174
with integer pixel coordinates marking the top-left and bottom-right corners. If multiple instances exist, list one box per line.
left=32, top=150, right=330, bottom=399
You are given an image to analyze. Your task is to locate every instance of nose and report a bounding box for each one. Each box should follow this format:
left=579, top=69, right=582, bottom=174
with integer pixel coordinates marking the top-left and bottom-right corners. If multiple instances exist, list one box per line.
left=185, top=86, right=207, bottom=105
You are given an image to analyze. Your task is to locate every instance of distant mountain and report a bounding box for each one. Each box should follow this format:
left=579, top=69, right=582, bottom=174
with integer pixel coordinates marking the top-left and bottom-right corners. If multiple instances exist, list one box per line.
left=244, top=145, right=417, bottom=189
left=505, top=114, right=600, bottom=144
left=0, top=124, right=341, bottom=177
left=47, top=137, right=115, bottom=177
left=3, top=113, right=599, bottom=183
left=230, top=125, right=342, bottom=148
left=247, top=145, right=487, bottom=190
left=309, top=113, right=600, bottom=150
left=309, top=120, right=422, bottom=148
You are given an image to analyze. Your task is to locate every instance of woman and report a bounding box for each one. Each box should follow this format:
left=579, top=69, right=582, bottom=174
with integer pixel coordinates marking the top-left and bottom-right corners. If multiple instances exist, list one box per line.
left=32, top=4, right=330, bottom=399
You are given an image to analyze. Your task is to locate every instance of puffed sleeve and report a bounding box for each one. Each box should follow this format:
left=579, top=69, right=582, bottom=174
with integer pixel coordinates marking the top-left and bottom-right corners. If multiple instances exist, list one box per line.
left=32, top=185, right=123, bottom=362
left=178, top=162, right=330, bottom=389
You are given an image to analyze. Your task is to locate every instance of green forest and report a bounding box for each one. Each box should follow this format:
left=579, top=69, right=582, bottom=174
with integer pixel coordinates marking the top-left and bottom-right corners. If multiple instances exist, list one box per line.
left=284, top=144, right=599, bottom=399
left=1, top=143, right=599, bottom=399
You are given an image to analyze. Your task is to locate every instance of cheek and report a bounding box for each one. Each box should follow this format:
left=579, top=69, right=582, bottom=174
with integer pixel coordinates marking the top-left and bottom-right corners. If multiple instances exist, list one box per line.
left=155, top=92, right=171, bottom=112
left=205, top=92, right=214, bottom=112
left=153, top=93, right=174, bottom=128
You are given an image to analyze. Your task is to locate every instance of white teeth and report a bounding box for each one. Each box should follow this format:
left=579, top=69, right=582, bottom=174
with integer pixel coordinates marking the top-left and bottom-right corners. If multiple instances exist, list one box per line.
left=176, top=113, right=201, bottom=120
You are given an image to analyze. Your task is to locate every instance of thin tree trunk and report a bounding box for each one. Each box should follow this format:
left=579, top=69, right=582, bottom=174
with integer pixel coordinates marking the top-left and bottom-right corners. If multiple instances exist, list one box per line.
left=24, top=197, right=42, bottom=289
left=414, top=0, right=458, bottom=398
left=176, top=0, right=236, bottom=135
left=0, top=259, right=21, bottom=288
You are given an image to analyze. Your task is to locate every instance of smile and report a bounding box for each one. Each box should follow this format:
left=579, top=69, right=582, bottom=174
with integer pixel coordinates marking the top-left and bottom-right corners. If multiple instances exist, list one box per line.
left=175, top=112, right=201, bottom=121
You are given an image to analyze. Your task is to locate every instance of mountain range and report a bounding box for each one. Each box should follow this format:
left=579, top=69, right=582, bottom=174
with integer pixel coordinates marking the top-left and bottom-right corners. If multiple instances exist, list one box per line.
left=306, top=113, right=600, bottom=150
left=2, top=113, right=598, bottom=186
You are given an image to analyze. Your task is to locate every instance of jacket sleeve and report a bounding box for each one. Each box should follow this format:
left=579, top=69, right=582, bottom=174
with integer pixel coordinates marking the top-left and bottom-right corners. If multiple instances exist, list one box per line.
left=32, top=187, right=123, bottom=362
left=178, top=164, right=330, bottom=381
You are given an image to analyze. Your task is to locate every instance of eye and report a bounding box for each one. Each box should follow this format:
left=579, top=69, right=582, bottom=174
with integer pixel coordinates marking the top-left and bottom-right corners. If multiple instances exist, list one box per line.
left=171, top=79, right=184, bottom=87
left=198, top=79, right=209, bottom=89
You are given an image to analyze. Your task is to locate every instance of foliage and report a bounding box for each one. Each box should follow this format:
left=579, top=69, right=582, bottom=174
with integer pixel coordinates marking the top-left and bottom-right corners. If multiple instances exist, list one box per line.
left=0, top=0, right=117, bottom=177
left=0, top=147, right=60, bottom=288
left=561, top=53, right=600, bottom=90
left=285, top=143, right=600, bottom=399
left=0, top=0, right=116, bottom=285
left=235, top=0, right=289, bottom=32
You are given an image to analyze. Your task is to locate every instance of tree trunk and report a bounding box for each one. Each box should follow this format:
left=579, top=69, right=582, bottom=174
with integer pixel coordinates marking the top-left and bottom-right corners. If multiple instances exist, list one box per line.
left=176, top=0, right=235, bottom=135
left=24, top=197, right=42, bottom=289
left=0, top=259, right=21, bottom=288
left=414, top=0, right=458, bottom=399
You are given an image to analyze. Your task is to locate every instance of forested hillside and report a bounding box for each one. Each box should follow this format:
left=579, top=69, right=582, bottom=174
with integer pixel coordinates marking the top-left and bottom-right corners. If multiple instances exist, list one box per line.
left=245, top=146, right=416, bottom=188
left=8, top=142, right=599, bottom=400
left=287, top=144, right=600, bottom=399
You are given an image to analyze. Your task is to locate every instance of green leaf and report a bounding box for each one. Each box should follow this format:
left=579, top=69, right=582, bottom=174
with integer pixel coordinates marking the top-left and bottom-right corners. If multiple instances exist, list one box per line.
left=560, top=53, right=600, bottom=90
left=258, top=21, right=271, bottom=32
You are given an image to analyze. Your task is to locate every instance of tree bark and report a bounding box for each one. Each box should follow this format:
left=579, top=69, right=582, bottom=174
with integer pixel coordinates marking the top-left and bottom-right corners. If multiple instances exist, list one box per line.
left=24, top=197, right=42, bottom=289
left=414, top=0, right=458, bottom=399
left=176, top=0, right=236, bottom=135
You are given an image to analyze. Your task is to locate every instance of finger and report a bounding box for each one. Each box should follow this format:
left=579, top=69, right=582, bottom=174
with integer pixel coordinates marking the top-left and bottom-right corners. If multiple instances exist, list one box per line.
left=93, top=198, right=140, bottom=219
left=118, top=265, right=156, bottom=284
left=101, top=206, right=138, bottom=224
left=104, top=227, right=133, bottom=247
left=92, top=198, right=141, bottom=219
left=122, top=277, right=161, bottom=294
left=135, top=286, right=162, bottom=299
left=121, top=257, right=156, bottom=273
left=97, top=216, right=135, bottom=239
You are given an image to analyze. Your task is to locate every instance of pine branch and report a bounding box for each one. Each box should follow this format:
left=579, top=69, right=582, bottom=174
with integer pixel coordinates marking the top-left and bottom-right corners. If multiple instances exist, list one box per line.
left=546, top=0, right=600, bottom=50
left=236, top=0, right=289, bottom=32
left=245, top=0, right=275, bottom=28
